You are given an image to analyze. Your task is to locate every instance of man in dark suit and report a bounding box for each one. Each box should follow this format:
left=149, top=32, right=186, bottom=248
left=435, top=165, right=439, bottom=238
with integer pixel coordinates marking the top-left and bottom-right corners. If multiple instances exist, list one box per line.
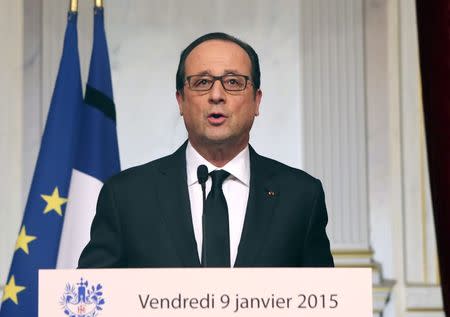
left=78, top=32, right=333, bottom=268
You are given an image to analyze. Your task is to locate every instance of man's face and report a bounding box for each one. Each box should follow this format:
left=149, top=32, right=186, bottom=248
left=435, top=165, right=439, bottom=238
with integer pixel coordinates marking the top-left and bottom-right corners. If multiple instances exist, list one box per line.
left=176, top=40, right=262, bottom=151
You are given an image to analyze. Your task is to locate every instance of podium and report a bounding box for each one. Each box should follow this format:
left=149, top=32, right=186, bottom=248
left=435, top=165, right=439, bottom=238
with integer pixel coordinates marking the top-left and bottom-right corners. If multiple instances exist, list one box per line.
left=39, top=268, right=371, bottom=316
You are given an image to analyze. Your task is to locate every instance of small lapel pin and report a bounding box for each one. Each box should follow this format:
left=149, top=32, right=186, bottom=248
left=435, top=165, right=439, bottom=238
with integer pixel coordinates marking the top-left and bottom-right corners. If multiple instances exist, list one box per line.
left=267, top=191, right=276, bottom=197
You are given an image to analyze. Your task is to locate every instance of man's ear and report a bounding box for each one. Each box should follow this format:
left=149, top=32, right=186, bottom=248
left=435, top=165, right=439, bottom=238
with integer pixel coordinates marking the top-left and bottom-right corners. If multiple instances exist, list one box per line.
left=254, top=89, right=262, bottom=116
left=176, top=90, right=184, bottom=115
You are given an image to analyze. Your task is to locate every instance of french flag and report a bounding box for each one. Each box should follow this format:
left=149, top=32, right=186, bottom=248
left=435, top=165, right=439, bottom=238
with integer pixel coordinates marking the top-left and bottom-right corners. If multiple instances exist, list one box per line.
left=57, top=4, right=121, bottom=268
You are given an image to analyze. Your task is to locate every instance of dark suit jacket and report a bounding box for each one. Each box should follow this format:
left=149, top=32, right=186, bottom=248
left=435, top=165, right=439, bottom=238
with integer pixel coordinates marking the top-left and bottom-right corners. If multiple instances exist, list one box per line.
left=78, top=142, right=334, bottom=268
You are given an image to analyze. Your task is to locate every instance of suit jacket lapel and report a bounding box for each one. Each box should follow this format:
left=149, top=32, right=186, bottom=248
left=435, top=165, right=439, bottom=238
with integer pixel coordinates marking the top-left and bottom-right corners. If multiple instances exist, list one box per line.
left=234, top=146, right=279, bottom=267
left=156, top=142, right=201, bottom=267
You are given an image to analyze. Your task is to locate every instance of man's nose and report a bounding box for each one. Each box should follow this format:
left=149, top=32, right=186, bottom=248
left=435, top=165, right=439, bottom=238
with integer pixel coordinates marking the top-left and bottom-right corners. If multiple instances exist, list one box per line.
left=208, top=79, right=226, bottom=104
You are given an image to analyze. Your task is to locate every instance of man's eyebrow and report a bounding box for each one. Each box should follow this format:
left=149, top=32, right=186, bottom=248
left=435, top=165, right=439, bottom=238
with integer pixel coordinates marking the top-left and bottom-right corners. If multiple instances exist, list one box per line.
left=193, top=71, right=211, bottom=76
left=190, top=69, right=243, bottom=76
left=222, top=69, right=241, bottom=75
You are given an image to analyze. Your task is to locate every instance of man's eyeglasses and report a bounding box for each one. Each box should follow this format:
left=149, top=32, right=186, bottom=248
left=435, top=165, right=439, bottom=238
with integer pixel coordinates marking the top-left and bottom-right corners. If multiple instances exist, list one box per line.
left=185, top=74, right=252, bottom=92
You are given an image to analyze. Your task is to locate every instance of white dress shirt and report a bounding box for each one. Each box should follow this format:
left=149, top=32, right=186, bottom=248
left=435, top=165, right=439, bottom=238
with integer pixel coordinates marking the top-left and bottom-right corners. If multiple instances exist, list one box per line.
left=185, top=142, right=250, bottom=267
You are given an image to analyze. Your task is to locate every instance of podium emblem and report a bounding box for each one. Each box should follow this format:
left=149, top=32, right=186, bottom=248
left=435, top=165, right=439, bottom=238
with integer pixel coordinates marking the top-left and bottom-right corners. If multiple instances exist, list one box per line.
left=60, top=277, right=105, bottom=317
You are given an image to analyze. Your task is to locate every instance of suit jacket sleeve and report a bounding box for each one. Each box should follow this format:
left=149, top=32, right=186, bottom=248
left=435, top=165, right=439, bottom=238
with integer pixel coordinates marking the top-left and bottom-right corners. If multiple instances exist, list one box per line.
left=78, top=182, right=124, bottom=268
left=302, top=180, right=334, bottom=267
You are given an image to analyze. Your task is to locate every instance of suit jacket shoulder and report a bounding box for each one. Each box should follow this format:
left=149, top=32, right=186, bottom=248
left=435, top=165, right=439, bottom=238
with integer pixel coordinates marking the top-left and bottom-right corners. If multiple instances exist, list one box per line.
left=254, top=151, right=321, bottom=184
left=104, top=143, right=186, bottom=189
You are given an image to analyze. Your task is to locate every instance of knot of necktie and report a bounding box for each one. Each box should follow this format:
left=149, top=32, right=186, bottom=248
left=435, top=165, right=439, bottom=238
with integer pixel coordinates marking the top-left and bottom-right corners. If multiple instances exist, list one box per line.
left=210, top=170, right=230, bottom=191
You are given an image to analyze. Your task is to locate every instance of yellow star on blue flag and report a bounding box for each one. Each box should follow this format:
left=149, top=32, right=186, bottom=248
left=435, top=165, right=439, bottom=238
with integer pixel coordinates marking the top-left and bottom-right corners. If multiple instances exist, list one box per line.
left=2, top=276, right=26, bottom=305
left=41, top=187, right=68, bottom=216
left=15, top=226, right=37, bottom=255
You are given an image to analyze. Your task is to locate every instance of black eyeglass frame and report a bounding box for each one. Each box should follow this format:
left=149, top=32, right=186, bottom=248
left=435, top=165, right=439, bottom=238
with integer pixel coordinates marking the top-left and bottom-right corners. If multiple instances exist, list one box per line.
left=184, top=74, right=252, bottom=92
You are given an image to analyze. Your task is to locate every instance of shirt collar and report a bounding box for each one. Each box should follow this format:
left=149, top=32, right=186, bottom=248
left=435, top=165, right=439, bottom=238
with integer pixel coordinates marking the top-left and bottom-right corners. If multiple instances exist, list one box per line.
left=186, top=141, right=250, bottom=187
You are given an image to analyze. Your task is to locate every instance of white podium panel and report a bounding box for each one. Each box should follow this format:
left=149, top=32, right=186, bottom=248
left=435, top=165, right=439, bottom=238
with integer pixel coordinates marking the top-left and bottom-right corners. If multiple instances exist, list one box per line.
left=39, top=268, right=371, bottom=317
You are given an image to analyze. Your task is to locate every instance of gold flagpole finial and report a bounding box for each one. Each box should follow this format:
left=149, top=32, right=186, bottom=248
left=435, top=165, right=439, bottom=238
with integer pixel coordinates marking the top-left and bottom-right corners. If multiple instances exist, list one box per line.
left=95, top=0, right=104, bottom=8
left=69, top=0, right=78, bottom=12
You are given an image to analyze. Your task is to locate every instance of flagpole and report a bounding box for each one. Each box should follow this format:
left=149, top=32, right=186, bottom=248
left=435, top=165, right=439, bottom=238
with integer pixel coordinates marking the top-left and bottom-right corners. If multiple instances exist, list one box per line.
left=69, top=0, right=78, bottom=12
left=95, top=0, right=104, bottom=8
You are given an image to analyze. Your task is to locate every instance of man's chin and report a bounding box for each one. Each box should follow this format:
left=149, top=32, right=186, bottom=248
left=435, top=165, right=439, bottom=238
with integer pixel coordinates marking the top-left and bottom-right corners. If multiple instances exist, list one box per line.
left=201, top=134, right=248, bottom=148
left=203, top=136, right=232, bottom=145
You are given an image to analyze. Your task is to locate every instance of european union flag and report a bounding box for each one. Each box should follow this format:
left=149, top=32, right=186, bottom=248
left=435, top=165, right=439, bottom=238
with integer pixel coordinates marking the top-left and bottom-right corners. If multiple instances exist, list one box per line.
left=57, top=5, right=121, bottom=268
left=0, top=11, right=83, bottom=317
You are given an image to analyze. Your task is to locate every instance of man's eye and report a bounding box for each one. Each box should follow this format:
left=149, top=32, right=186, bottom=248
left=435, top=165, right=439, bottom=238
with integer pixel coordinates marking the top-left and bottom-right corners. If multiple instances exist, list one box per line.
left=225, top=77, right=244, bottom=87
left=193, top=78, right=212, bottom=87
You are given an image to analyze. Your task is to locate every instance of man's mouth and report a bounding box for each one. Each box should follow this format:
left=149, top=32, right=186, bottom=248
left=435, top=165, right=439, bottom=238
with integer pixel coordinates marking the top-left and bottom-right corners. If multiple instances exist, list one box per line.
left=208, top=113, right=227, bottom=125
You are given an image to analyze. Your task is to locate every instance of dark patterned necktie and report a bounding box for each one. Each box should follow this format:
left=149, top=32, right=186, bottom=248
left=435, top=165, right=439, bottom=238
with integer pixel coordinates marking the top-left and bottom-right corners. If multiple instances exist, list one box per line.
left=202, top=170, right=230, bottom=267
